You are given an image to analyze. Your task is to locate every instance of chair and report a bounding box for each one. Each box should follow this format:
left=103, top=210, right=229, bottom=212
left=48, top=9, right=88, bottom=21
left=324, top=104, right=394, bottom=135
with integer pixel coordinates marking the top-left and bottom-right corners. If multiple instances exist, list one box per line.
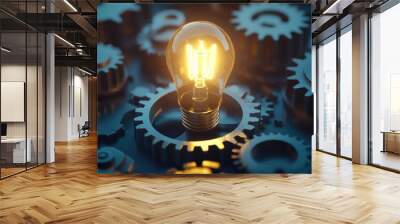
left=78, top=121, right=90, bottom=138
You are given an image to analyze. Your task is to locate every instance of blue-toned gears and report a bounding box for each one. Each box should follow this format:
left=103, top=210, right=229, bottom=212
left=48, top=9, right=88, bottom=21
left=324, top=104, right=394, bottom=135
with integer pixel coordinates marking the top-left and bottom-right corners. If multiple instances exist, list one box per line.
left=260, top=97, right=274, bottom=121
left=232, top=133, right=310, bottom=173
left=137, top=10, right=185, bottom=55
left=97, top=3, right=140, bottom=23
left=133, top=84, right=260, bottom=166
left=97, top=43, right=124, bottom=74
left=231, top=4, right=308, bottom=41
left=98, top=146, right=135, bottom=174
left=97, top=43, right=128, bottom=114
left=287, top=53, right=312, bottom=97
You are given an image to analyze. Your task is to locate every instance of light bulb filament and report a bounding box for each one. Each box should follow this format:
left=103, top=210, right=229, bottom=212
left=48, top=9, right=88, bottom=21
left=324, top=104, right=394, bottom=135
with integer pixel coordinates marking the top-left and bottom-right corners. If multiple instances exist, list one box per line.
left=186, top=40, right=217, bottom=88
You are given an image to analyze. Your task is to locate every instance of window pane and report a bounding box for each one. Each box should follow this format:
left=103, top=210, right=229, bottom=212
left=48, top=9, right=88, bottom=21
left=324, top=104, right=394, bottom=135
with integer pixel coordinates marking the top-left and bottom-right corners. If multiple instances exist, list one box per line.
left=340, top=29, right=352, bottom=158
left=318, top=37, right=337, bottom=154
left=371, top=4, right=400, bottom=171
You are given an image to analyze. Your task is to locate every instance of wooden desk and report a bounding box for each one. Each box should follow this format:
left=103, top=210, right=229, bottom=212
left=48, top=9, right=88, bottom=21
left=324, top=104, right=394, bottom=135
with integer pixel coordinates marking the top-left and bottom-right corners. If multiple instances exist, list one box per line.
left=1, top=138, right=31, bottom=163
left=382, top=131, right=400, bottom=154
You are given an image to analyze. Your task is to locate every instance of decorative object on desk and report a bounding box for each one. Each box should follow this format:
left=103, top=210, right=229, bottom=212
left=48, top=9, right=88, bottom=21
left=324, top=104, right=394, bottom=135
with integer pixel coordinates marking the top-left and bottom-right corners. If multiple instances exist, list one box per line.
left=97, top=3, right=312, bottom=174
left=78, top=121, right=90, bottom=138
left=1, top=123, right=7, bottom=139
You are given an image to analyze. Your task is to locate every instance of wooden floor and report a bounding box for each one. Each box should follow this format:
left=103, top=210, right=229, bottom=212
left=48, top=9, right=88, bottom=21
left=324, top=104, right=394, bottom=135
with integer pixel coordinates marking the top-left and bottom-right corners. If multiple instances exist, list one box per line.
left=1, top=136, right=400, bottom=224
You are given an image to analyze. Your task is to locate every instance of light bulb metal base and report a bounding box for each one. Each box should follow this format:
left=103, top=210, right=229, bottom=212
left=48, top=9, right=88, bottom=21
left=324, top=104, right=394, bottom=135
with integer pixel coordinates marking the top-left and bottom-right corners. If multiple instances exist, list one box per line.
left=181, top=108, right=219, bottom=132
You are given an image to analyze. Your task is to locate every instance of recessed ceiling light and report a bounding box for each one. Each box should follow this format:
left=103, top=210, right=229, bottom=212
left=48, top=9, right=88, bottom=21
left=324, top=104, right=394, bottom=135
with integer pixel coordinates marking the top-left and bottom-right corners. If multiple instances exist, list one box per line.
left=54, top=34, right=75, bottom=48
left=63, top=0, right=78, bottom=12
left=78, top=67, right=94, bottom=76
left=1, top=47, right=11, bottom=53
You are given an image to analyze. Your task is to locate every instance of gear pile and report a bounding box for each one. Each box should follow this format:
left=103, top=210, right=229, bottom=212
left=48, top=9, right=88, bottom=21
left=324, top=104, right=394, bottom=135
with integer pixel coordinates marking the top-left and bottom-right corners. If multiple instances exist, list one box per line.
left=97, top=3, right=141, bottom=23
left=231, top=4, right=308, bottom=41
left=133, top=84, right=260, bottom=167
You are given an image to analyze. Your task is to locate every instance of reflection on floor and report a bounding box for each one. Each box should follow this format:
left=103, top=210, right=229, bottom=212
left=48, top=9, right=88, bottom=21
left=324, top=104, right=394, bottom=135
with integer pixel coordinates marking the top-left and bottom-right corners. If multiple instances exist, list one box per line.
left=373, top=150, right=400, bottom=171
left=0, top=136, right=400, bottom=223
left=0, top=163, right=42, bottom=178
left=1, top=167, right=25, bottom=178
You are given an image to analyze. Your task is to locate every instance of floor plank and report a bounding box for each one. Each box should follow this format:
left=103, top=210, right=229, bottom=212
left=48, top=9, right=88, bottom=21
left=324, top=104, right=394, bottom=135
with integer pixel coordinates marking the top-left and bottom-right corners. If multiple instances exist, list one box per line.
left=0, top=135, right=399, bottom=224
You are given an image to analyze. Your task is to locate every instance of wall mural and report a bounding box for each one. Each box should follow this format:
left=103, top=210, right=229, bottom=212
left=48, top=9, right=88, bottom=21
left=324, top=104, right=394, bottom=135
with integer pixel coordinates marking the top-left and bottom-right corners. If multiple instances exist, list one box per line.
left=97, top=3, right=312, bottom=174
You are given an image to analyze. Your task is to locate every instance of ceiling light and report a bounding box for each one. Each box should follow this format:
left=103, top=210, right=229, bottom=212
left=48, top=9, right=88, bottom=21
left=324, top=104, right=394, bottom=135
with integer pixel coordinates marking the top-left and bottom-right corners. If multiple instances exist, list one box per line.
left=1, top=47, right=11, bottom=53
left=322, top=0, right=355, bottom=15
left=78, top=67, right=94, bottom=76
left=322, top=0, right=342, bottom=15
left=63, top=0, right=78, bottom=12
left=54, top=34, right=75, bottom=48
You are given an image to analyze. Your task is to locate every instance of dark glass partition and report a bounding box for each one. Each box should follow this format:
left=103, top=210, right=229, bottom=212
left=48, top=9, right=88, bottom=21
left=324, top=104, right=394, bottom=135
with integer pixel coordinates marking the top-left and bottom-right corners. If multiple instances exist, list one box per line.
left=0, top=0, right=46, bottom=179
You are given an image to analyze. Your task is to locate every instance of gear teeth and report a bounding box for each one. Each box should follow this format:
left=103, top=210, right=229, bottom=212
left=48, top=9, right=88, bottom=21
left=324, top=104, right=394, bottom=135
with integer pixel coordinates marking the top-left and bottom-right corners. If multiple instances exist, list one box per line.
left=244, top=95, right=255, bottom=102
left=135, top=123, right=145, bottom=129
left=215, top=142, right=225, bottom=150
left=248, top=117, right=259, bottom=123
left=135, top=107, right=145, bottom=113
left=161, top=142, right=170, bottom=149
left=97, top=43, right=124, bottom=74
left=286, top=53, right=312, bottom=97
left=156, top=87, right=165, bottom=93
left=231, top=4, right=308, bottom=41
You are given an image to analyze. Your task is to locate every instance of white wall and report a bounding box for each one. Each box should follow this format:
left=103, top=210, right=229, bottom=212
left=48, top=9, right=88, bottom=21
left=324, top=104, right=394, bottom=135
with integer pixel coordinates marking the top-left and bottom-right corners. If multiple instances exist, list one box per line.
left=1, top=65, right=34, bottom=138
left=54, top=67, right=89, bottom=141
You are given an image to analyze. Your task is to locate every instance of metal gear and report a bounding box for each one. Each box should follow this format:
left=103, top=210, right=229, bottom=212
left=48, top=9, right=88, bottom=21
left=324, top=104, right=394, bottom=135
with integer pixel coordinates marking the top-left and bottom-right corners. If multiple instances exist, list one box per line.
left=232, top=133, right=311, bottom=173
left=133, top=84, right=260, bottom=166
left=287, top=53, right=312, bottom=97
left=97, top=3, right=140, bottom=23
left=231, top=4, right=308, bottom=41
left=97, top=43, right=124, bottom=74
left=137, top=10, right=185, bottom=55
left=260, top=97, right=274, bottom=121
left=98, top=146, right=135, bottom=174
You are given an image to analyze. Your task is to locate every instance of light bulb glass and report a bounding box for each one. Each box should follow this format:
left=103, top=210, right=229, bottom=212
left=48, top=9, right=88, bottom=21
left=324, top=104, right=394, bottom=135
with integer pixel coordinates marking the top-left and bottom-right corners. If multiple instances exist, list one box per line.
left=166, top=21, right=235, bottom=132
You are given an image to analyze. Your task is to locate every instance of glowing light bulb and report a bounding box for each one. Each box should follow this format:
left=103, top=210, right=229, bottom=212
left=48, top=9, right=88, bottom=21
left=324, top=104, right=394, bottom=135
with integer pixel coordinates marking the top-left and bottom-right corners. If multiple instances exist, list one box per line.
left=166, top=21, right=235, bottom=132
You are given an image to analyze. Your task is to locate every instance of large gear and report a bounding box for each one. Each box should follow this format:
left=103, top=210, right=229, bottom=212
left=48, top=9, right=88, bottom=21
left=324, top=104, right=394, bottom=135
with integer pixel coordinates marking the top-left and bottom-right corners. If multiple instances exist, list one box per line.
left=137, top=10, right=185, bottom=55
left=97, top=43, right=124, bottom=74
left=287, top=53, right=312, bottom=97
left=133, top=84, right=260, bottom=166
left=231, top=4, right=308, bottom=41
left=232, top=133, right=310, bottom=173
left=97, top=3, right=140, bottom=23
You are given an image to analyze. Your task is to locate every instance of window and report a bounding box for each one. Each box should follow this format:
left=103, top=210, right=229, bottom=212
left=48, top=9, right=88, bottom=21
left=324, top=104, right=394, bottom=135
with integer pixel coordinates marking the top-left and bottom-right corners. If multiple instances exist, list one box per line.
left=339, top=27, right=352, bottom=158
left=317, top=35, right=337, bottom=154
left=0, top=1, right=47, bottom=179
left=371, top=3, right=400, bottom=171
